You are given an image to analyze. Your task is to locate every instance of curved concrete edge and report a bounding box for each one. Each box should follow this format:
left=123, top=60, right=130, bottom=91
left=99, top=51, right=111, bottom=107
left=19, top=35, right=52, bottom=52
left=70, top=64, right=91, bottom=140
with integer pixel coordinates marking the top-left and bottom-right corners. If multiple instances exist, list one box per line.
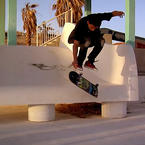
left=60, top=23, right=139, bottom=101
left=28, top=104, right=55, bottom=122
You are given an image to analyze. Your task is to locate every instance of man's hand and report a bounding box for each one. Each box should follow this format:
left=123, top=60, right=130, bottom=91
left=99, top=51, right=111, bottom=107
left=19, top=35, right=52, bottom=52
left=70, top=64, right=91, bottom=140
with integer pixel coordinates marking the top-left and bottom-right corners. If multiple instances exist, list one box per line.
left=72, top=60, right=78, bottom=69
left=112, top=11, right=125, bottom=18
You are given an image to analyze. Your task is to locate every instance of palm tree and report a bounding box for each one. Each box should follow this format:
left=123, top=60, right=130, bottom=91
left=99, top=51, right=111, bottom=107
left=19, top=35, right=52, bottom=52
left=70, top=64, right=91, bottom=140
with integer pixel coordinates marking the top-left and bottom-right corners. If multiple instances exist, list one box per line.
left=52, top=0, right=85, bottom=26
left=22, top=3, right=38, bottom=45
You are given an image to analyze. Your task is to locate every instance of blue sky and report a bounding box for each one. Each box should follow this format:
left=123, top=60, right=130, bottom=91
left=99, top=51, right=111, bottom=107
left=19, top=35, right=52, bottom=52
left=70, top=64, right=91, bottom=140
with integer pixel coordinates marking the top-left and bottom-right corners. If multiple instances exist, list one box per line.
left=5, top=0, right=145, bottom=38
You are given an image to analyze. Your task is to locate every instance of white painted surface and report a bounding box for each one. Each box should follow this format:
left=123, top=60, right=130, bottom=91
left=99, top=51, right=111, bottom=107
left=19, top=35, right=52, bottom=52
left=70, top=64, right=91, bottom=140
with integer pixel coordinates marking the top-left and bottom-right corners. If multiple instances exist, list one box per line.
left=0, top=23, right=139, bottom=105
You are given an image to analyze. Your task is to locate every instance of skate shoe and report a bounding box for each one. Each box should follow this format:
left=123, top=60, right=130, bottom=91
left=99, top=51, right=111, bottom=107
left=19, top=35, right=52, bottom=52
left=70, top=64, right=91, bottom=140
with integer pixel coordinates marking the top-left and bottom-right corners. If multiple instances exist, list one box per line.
left=84, top=61, right=96, bottom=70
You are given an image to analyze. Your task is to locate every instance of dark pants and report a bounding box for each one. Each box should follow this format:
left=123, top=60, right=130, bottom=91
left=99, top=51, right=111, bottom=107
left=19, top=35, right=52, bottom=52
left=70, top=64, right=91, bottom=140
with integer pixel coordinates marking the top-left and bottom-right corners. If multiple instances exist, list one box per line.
left=68, top=30, right=105, bottom=66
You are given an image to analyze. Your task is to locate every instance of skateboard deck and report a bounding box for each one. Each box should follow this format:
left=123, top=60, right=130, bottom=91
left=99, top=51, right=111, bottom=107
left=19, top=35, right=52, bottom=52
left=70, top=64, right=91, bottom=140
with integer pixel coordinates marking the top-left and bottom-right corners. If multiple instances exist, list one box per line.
left=69, top=71, right=98, bottom=97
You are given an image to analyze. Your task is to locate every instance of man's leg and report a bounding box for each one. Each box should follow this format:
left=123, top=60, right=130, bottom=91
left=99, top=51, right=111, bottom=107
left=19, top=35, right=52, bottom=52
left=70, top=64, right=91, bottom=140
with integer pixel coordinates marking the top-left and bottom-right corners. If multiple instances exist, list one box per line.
left=77, top=47, right=88, bottom=67
left=88, top=37, right=105, bottom=64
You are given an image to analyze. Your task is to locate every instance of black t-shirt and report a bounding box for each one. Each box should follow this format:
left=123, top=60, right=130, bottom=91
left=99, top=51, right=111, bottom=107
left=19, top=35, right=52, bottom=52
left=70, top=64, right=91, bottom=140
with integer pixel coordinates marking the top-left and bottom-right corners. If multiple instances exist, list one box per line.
left=73, top=13, right=113, bottom=43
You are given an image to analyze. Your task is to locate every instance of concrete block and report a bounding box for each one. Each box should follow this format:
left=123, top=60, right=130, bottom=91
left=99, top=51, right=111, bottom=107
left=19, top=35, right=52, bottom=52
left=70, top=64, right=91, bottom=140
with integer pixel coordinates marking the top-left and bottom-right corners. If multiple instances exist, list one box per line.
left=102, top=102, right=127, bottom=118
left=28, top=104, right=55, bottom=122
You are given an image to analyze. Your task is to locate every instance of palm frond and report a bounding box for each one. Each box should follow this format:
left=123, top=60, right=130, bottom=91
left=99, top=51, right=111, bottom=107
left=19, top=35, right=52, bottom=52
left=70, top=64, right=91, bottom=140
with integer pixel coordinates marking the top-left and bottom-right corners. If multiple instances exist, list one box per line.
left=30, top=4, right=39, bottom=8
left=52, top=0, right=85, bottom=26
left=21, top=3, right=38, bottom=45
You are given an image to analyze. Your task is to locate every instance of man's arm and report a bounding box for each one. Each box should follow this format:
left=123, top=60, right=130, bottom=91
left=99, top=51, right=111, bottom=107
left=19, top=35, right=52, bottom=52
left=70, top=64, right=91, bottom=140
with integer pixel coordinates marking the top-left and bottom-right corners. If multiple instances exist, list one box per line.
left=72, top=40, right=79, bottom=69
left=98, top=11, right=124, bottom=21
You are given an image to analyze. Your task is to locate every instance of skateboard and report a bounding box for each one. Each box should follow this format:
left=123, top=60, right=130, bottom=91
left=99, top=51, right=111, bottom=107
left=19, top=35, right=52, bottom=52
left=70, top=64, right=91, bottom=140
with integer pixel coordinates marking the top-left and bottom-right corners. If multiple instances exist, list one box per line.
left=69, top=71, right=98, bottom=97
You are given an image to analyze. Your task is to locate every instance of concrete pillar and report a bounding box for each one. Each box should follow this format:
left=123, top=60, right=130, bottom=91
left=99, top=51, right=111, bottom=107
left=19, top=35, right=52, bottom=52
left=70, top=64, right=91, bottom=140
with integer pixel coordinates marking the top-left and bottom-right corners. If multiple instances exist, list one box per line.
left=28, top=104, right=55, bottom=122
left=103, top=34, right=112, bottom=44
left=7, top=0, right=17, bottom=45
left=102, top=102, right=127, bottom=118
left=85, top=0, right=91, bottom=16
left=125, top=0, right=135, bottom=48
left=0, top=0, right=5, bottom=45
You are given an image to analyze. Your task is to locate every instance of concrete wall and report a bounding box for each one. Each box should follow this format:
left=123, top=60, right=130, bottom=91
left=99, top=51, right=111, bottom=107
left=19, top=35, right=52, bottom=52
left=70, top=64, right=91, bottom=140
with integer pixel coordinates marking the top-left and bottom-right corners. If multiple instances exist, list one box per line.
left=103, top=34, right=145, bottom=74
left=134, top=49, right=145, bottom=74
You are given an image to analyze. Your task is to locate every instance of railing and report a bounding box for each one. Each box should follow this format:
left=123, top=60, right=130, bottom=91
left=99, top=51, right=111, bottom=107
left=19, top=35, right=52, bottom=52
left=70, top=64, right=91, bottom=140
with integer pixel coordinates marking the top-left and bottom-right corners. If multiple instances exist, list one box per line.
left=36, top=9, right=73, bottom=46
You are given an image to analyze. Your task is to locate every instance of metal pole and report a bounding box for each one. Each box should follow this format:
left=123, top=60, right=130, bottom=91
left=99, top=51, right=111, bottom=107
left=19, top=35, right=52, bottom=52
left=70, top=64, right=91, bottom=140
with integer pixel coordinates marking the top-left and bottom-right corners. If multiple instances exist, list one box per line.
left=0, top=0, right=5, bottom=45
left=8, top=0, right=17, bottom=45
left=71, top=9, right=73, bottom=23
left=36, top=26, right=39, bottom=46
left=125, top=0, right=135, bottom=48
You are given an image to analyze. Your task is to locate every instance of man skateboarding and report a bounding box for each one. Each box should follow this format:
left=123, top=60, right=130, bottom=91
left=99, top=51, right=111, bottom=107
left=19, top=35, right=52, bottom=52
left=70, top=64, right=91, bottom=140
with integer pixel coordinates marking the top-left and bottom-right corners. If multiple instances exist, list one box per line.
left=68, top=11, right=125, bottom=70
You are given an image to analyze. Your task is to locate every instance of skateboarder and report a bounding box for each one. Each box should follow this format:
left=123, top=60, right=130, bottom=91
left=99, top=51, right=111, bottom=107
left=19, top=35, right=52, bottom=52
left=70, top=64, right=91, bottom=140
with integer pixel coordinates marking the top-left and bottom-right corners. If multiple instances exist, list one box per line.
left=68, top=11, right=125, bottom=70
